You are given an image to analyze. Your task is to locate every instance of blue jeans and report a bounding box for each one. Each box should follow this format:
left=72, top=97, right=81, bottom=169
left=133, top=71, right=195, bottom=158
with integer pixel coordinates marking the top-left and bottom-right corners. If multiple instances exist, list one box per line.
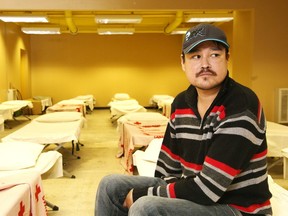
left=95, top=174, right=242, bottom=216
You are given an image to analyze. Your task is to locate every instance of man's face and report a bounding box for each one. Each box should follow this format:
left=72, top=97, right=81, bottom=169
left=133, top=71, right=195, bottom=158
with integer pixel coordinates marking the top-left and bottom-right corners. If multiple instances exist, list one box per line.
left=181, top=41, right=229, bottom=92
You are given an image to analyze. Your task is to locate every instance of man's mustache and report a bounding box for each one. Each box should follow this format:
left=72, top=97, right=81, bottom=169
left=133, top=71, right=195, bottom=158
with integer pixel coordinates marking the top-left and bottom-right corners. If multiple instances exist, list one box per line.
left=196, top=68, right=216, bottom=77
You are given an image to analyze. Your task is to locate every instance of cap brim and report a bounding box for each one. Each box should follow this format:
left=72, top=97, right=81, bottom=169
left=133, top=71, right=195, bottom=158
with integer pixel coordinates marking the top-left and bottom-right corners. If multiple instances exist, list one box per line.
left=183, top=38, right=229, bottom=54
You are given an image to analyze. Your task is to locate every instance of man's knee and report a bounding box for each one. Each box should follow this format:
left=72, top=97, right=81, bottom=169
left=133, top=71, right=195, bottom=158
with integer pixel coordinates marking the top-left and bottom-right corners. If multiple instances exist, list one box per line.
left=129, top=196, right=161, bottom=216
left=98, top=174, right=121, bottom=193
left=99, top=174, right=122, bottom=186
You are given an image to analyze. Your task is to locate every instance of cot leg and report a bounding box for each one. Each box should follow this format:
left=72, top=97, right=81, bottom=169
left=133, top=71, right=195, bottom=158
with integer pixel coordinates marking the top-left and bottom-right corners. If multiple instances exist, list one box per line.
left=46, top=200, right=59, bottom=211
left=54, top=142, right=81, bottom=159
left=63, top=169, right=76, bottom=179
left=267, top=157, right=282, bottom=170
left=76, top=142, right=84, bottom=151
left=4, top=122, right=11, bottom=129
left=282, top=148, right=288, bottom=179
left=71, top=141, right=81, bottom=159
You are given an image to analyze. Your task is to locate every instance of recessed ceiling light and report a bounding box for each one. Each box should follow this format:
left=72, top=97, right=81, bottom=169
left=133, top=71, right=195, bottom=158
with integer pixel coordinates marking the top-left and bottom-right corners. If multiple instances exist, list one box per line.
left=97, top=28, right=135, bottom=35
left=186, top=17, right=233, bottom=23
left=0, top=15, right=48, bottom=23
left=21, top=27, right=61, bottom=34
left=95, top=15, right=142, bottom=24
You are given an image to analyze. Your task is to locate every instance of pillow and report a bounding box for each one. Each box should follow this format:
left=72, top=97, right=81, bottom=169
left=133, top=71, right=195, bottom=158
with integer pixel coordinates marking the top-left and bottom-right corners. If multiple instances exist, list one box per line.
left=35, top=112, right=82, bottom=122
left=114, top=93, right=130, bottom=100
left=143, top=138, right=163, bottom=162
left=0, top=141, right=45, bottom=170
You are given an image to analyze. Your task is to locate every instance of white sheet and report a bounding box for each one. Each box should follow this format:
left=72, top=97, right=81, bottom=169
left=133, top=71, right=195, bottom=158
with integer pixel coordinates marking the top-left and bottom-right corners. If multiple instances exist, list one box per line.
left=133, top=138, right=163, bottom=177
left=268, top=175, right=288, bottom=216
left=150, top=95, right=174, bottom=108
left=0, top=107, right=14, bottom=120
left=266, top=121, right=288, bottom=157
left=0, top=170, right=46, bottom=216
left=73, top=94, right=95, bottom=110
left=0, top=150, right=63, bottom=179
left=35, top=111, right=83, bottom=123
left=161, top=98, right=174, bottom=117
left=108, top=99, right=139, bottom=107
left=0, top=100, right=33, bottom=120
left=1, top=100, right=33, bottom=109
left=46, top=99, right=86, bottom=116
left=111, top=104, right=146, bottom=116
left=110, top=100, right=147, bottom=121
left=34, top=151, right=63, bottom=179
left=33, top=96, right=53, bottom=111
left=117, top=114, right=168, bottom=174
left=0, top=141, right=45, bottom=170
left=133, top=151, right=157, bottom=177
left=2, top=116, right=84, bottom=144
left=117, top=112, right=168, bottom=125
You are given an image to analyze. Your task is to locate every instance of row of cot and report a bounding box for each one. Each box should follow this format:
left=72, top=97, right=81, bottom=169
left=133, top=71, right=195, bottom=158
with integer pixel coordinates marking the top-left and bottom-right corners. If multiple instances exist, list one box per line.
left=0, top=94, right=95, bottom=130
left=0, top=96, right=91, bottom=214
left=108, top=93, right=174, bottom=122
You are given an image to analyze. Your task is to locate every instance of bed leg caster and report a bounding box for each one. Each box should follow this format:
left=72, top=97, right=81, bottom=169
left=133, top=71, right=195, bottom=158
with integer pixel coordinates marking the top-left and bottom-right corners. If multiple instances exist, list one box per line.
left=63, top=170, right=76, bottom=179
left=76, top=142, right=84, bottom=151
left=46, top=200, right=59, bottom=211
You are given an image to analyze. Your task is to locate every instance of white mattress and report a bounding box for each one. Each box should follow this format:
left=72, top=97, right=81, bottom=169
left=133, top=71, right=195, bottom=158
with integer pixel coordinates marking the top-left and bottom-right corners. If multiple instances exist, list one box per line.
left=133, top=138, right=163, bottom=177
left=2, top=113, right=85, bottom=144
left=266, top=121, right=288, bottom=157
left=0, top=141, right=63, bottom=179
left=0, top=100, right=33, bottom=120
left=268, top=176, right=288, bottom=216
left=110, top=102, right=147, bottom=119
left=150, top=95, right=174, bottom=108
left=108, top=99, right=139, bottom=107
left=72, top=94, right=95, bottom=110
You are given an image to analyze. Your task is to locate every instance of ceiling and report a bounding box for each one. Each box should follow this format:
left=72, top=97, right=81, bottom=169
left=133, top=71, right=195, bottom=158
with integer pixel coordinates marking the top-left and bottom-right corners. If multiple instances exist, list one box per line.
left=0, top=10, right=234, bottom=34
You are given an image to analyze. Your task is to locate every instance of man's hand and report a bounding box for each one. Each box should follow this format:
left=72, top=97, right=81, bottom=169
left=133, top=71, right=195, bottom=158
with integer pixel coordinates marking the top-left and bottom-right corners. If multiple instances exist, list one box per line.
left=123, top=189, right=134, bottom=209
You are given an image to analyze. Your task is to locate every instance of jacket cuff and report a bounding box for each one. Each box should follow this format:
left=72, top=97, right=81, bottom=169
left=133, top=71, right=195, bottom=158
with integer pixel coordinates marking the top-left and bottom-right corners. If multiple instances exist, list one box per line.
left=132, top=188, right=148, bottom=202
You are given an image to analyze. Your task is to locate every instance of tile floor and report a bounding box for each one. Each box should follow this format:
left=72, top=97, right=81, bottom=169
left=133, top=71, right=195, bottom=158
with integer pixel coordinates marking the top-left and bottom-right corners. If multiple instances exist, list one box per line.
left=1, top=109, right=287, bottom=216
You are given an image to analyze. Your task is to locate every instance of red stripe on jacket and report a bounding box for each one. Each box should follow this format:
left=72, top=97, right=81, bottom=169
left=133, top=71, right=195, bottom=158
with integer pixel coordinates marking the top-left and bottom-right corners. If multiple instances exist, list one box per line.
left=205, top=156, right=241, bottom=177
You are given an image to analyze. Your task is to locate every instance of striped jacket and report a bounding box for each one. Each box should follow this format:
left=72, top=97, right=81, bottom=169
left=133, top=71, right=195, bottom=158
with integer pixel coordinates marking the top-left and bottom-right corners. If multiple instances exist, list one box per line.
left=134, top=76, right=272, bottom=215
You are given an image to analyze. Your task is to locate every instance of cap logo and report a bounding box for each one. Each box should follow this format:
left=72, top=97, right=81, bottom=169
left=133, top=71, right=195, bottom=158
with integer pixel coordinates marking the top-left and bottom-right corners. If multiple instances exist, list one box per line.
left=185, top=26, right=205, bottom=42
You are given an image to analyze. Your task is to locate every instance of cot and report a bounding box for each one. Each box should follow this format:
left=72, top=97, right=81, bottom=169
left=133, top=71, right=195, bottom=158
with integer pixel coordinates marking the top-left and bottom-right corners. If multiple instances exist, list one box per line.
left=0, top=141, right=63, bottom=178
left=0, top=100, right=33, bottom=121
left=161, top=98, right=174, bottom=117
left=72, top=94, right=95, bottom=112
left=116, top=112, right=168, bottom=174
left=32, top=96, right=53, bottom=112
left=2, top=112, right=85, bottom=161
left=46, top=99, right=86, bottom=116
left=0, top=170, right=47, bottom=215
left=109, top=99, right=147, bottom=122
left=149, top=94, right=174, bottom=109
left=266, top=121, right=288, bottom=178
left=0, top=141, right=63, bottom=211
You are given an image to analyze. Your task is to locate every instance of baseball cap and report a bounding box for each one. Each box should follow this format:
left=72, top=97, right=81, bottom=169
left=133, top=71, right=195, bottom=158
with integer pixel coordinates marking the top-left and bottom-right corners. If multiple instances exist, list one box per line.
left=182, top=23, right=229, bottom=54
